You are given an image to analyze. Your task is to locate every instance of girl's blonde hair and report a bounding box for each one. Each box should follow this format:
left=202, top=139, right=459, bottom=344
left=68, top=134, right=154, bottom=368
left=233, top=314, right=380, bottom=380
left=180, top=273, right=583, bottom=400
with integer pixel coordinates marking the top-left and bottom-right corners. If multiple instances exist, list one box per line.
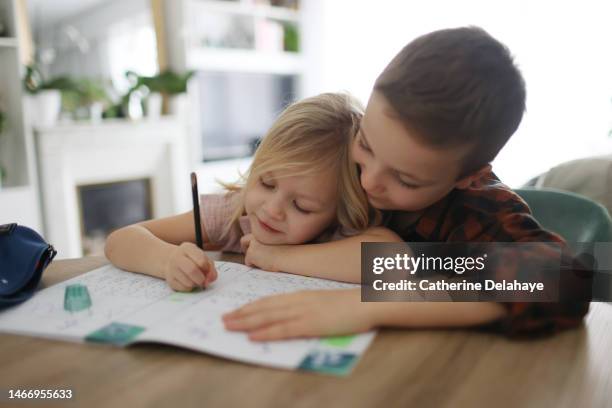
left=221, top=92, right=379, bottom=239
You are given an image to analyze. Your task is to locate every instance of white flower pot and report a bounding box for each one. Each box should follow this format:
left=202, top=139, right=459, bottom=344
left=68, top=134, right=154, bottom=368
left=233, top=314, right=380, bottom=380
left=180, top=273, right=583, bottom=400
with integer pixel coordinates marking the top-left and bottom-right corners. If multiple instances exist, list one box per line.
left=89, top=102, right=104, bottom=123
left=168, top=93, right=189, bottom=119
left=30, top=90, right=62, bottom=127
left=145, top=92, right=163, bottom=120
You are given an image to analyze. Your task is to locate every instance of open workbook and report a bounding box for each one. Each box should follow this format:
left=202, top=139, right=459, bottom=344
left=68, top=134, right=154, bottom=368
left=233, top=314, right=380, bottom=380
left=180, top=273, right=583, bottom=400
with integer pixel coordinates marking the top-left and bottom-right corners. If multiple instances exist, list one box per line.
left=0, top=262, right=375, bottom=376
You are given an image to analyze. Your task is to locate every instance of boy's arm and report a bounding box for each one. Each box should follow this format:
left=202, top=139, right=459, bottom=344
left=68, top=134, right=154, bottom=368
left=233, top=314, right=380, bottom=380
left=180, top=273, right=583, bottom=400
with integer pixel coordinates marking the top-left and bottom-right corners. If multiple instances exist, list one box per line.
left=244, top=227, right=403, bottom=283
left=367, top=299, right=507, bottom=328
left=223, top=288, right=508, bottom=341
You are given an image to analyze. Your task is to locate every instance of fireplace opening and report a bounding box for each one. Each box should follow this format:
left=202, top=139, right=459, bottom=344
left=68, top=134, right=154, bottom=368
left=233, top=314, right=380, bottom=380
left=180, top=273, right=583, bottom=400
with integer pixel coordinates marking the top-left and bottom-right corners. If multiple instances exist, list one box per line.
left=77, top=178, right=153, bottom=255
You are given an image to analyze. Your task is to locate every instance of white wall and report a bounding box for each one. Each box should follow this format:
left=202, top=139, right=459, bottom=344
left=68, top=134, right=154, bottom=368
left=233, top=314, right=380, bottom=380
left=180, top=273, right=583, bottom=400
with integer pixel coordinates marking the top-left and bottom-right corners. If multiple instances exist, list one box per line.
left=301, top=0, right=612, bottom=187
left=34, top=0, right=156, bottom=93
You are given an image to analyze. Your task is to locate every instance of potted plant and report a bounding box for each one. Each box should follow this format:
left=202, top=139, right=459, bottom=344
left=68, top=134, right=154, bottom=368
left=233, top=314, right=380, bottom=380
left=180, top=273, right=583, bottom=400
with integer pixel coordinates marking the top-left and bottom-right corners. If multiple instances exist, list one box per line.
left=127, top=70, right=195, bottom=94
left=61, top=78, right=110, bottom=121
left=126, top=70, right=195, bottom=117
left=23, top=65, right=74, bottom=126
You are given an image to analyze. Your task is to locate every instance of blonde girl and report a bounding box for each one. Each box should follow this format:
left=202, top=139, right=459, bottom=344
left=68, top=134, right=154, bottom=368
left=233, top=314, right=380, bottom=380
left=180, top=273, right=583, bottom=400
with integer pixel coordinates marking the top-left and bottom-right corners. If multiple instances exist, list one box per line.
left=105, top=93, right=394, bottom=291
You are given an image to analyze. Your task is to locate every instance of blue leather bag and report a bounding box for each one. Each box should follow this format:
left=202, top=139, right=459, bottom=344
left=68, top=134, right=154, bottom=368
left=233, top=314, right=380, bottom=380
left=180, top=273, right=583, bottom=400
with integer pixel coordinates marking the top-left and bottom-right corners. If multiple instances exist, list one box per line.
left=0, top=223, right=57, bottom=310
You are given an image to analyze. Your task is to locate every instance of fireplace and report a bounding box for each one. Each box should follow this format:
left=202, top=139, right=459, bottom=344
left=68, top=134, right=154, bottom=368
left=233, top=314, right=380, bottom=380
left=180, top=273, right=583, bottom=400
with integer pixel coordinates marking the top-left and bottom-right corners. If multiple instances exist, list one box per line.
left=35, top=118, right=191, bottom=258
left=77, top=178, right=153, bottom=256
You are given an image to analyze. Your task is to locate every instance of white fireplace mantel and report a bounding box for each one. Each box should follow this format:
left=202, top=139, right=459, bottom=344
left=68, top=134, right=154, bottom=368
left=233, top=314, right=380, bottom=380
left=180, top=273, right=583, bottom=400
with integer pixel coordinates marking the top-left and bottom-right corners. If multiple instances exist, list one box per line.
left=35, top=117, right=191, bottom=259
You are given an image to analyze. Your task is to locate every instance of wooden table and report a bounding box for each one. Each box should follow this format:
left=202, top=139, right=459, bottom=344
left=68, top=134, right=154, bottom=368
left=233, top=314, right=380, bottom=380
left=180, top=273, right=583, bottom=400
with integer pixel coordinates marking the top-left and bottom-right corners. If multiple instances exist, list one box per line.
left=1, top=255, right=611, bottom=408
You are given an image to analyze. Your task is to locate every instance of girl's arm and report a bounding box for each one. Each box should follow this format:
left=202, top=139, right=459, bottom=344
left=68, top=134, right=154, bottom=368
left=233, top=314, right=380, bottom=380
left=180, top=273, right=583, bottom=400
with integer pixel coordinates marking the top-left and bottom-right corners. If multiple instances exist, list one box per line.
left=104, top=211, right=219, bottom=289
left=243, top=227, right=403, bottom=283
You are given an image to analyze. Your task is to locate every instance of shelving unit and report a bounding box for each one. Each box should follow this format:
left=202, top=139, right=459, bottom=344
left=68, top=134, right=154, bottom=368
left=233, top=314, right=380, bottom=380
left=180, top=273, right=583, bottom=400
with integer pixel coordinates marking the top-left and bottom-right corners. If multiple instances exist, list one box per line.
left=173, top=0, right=303, bottom=74
left=0, top=36, right=17, bottom=47
left=186, top=47, right=301, bottom=75
left=160, top=0, right=303, bottom=72
left=159, top=0, right=304, bottom=192
left=0, top=0, right=42, bottom=230
left=188, top=1, right=300, bottom=22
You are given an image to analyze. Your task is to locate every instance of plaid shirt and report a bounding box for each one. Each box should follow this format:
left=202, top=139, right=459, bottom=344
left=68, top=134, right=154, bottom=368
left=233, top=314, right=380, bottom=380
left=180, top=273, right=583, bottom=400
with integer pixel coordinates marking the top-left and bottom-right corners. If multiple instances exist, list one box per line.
left=382, top=171, right=590, bottom=337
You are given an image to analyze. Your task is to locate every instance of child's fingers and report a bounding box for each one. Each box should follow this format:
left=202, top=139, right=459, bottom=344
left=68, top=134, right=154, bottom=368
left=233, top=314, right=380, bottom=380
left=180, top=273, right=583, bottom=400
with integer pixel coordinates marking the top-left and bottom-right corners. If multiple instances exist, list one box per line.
left=184, top=245, right=210, bottom=270
left=223, top=308, right=297, bottom=331
left=204, top=260, right=218, bottom=285
left=174, top=269, right=196, bottom=289
left=248, top=320, right=309, bottom=341
left=223, top=294, right=295, bottom=319
left=184, top=246, right=217, bottom=284
left=174, top=260, right=201, bottom=288
left=177, top=257, right=206, bottom=287
left=168, top=276, right=191, bottom=292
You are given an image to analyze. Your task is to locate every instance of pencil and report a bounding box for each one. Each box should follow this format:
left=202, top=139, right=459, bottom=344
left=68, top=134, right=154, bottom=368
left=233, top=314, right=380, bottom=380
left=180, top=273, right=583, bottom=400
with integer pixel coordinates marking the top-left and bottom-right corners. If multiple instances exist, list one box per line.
left=191, top=172, right=203, bottom=249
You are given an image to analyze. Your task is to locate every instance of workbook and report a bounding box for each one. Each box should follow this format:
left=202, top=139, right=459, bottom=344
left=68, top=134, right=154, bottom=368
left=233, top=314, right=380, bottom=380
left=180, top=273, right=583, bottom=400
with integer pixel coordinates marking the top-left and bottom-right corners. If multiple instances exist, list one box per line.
left=0, top=262, right=375, bottom=376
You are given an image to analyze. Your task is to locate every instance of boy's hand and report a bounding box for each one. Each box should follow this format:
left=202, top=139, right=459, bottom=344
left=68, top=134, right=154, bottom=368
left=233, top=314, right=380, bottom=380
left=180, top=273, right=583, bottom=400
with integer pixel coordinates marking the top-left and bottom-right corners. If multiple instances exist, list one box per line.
left=163, top=242, right=218, bottom=291
left=222, top=289, right=373, bottom=341
left=240, top=234, right=280, bottom=272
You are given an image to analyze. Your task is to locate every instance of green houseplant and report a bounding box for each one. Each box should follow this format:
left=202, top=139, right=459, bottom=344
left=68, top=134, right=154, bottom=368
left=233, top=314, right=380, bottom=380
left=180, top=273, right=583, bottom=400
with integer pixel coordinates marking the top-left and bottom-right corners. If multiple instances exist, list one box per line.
left=124, top=70, right=195, bottom=118
left=24, top=65, right=78, bottom=95
left=126, top=70, right=195, bottom=95
left=23, top=65, right=73, bottom=126
left=103, top=70, right=196, bottom=120
left=24, top=65, right=110, bottom=121
left=61, top=78, right=110, bottom=120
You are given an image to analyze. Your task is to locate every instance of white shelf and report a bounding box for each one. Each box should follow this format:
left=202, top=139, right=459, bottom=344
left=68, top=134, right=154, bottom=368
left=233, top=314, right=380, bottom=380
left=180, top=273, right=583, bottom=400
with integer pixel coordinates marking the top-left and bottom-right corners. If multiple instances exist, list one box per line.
left=187, top=47, right=302, bottom=74
left=0, top=37, right=17, bottom=47
left=33, top=116, right=183, bottom=134
left=192, top=1, right=300, bottom=22
left=0, top=0, right=43, bottom=232
left=0, top=185, right=29, bottom=194
left=163, top=0, right=304, bottom=169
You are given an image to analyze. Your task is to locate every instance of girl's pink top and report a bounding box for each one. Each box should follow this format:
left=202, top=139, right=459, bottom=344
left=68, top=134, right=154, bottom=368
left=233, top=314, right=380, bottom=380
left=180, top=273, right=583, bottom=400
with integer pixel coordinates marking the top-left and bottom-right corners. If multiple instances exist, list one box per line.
left=200, top=192, right=251, bottom=253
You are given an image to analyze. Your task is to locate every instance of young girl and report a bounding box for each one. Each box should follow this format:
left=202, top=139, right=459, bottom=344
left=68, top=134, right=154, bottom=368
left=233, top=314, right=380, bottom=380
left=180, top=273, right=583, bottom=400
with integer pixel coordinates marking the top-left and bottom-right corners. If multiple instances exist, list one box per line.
left=104, top=93, right=396, bottom=291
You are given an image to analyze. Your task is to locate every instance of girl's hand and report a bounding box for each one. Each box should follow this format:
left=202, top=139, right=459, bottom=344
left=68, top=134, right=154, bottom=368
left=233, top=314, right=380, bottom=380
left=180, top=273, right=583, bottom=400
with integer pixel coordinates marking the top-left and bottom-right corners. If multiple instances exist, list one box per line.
left=240, top=234, right=280, bottom=272
left=222, top=289, right=374, bottom=341
left=163, top=242, right=218, bottom=291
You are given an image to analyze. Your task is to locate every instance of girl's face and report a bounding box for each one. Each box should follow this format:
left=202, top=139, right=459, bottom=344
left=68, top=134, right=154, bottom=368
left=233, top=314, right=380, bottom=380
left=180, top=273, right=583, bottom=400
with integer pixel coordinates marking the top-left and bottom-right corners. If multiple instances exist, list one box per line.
left=244, top=168, right=338, bottom=245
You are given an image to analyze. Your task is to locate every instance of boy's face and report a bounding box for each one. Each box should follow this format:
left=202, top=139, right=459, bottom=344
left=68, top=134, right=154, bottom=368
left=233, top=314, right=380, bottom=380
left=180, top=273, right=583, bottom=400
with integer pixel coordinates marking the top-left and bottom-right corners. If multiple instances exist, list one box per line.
left=352, top=91, right=482, bottom=212
left=244, top=169, right=338, bottom=245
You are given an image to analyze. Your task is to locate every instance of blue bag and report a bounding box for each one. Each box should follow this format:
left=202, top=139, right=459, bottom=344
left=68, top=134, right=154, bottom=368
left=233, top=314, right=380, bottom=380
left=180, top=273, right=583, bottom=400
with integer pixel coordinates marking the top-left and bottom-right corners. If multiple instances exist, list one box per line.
left=0, top=223, right=57, bottom=310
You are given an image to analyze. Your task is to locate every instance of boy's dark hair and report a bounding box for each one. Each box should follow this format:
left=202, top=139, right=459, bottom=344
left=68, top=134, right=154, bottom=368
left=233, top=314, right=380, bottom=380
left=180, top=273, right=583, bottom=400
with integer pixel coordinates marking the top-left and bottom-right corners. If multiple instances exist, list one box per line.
left=374, top=26, right=526, bottom=177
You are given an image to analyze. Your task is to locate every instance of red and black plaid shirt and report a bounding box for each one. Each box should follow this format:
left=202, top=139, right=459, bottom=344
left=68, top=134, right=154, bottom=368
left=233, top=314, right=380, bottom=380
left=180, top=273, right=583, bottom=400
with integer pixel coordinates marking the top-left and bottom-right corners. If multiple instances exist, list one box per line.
left=382, top=171, right=590, bottom=337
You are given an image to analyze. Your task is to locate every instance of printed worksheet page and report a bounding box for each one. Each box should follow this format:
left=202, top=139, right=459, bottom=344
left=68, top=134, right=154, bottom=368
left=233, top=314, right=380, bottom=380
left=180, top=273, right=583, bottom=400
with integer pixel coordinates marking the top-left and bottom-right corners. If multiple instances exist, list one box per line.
left=0, top=262, right=375, bottom=375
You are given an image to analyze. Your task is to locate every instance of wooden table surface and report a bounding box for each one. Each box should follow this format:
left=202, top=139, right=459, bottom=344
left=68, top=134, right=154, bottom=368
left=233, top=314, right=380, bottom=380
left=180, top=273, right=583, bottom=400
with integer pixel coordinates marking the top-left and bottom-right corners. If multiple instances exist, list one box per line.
left=1, top=255, right=611, bottom=408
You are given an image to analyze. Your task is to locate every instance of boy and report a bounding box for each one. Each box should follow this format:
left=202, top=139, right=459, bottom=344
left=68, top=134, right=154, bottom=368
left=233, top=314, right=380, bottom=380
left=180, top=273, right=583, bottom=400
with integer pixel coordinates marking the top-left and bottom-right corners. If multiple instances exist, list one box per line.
left=221, top=26, right=590, bottom=340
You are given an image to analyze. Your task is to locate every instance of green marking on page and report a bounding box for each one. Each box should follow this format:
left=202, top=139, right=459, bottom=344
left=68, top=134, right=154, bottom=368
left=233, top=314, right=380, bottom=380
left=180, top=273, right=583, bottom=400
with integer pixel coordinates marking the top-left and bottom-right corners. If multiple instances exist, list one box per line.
left=63, top=284, right=92, bottom=312
left=85, top=322, right=145, bottom=346
left=168, top=293, right=188, bottom=302
left=168, top=289, right=201, bottom=301
left=298, top=350, right=358, bottom=376
left=321, top=335, right=356, bottom=348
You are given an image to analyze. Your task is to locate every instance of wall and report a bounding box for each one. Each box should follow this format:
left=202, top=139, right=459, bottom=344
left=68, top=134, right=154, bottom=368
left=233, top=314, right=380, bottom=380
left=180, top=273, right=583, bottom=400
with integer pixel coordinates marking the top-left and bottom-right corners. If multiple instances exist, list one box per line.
left=301, top=0, right=612, bottom=187
left=33, top=0, right=156, bottom=93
